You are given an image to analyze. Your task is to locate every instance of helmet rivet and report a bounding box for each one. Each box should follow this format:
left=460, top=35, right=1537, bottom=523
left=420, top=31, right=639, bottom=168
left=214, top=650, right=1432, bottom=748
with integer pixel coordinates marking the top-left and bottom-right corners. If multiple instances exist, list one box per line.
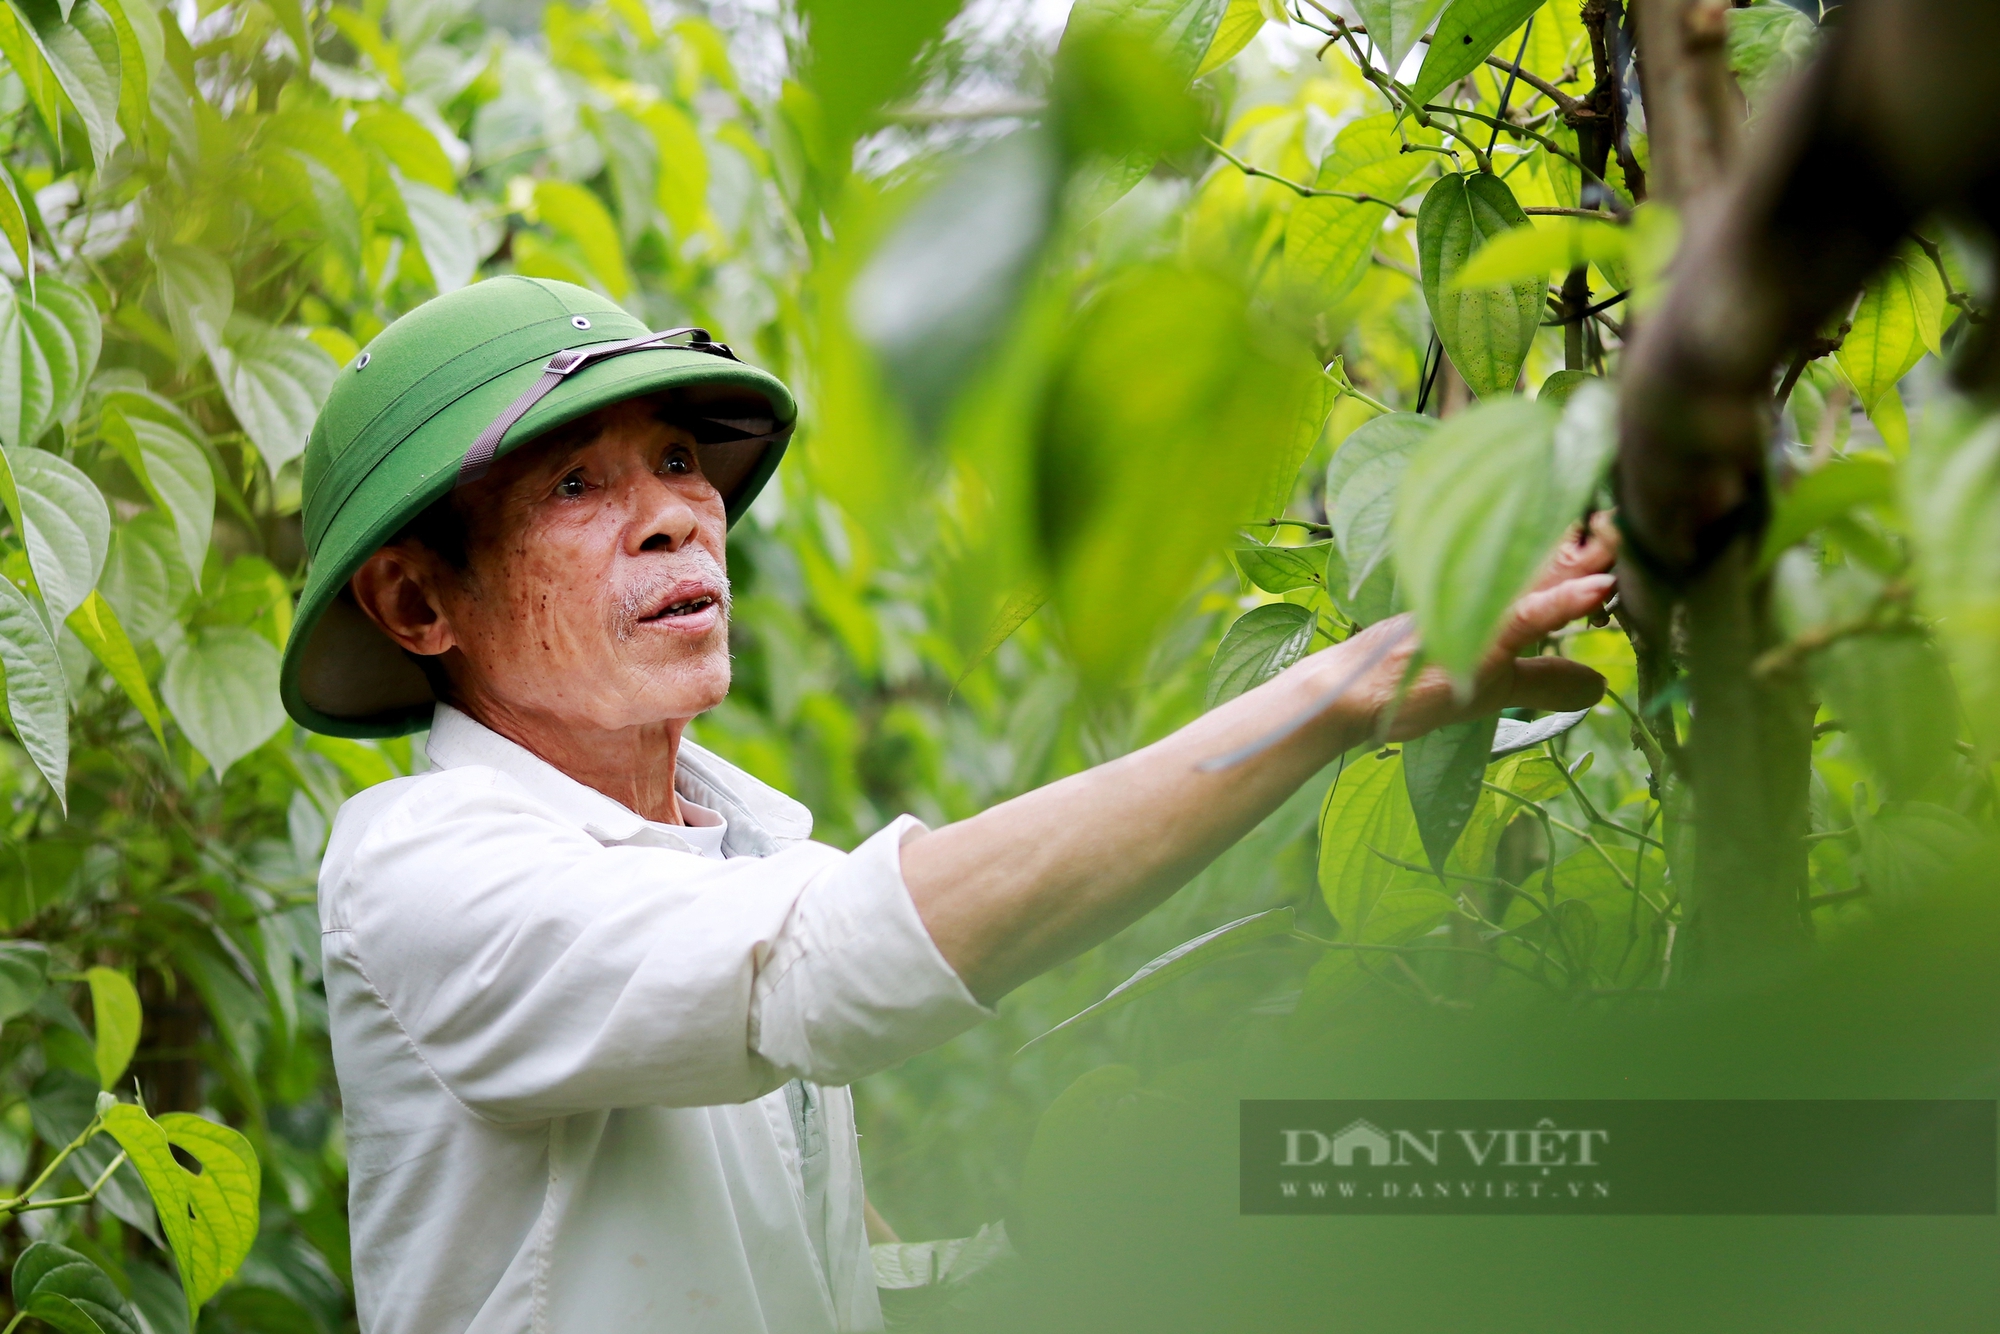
left=571, top=316, right=592, bottom=330
left=354, top=352, right=370, bottom=370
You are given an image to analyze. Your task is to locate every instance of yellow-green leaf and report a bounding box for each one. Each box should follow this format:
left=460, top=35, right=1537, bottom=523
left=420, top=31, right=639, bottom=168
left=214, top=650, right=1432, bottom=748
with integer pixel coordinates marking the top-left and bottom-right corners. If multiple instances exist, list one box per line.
left=351, top=106, right=456, bottom=191
left=1195, top=0, right=1266, bottom=77
left=66, top=591, right=163, bottom=749
left=638, top=101, right=708, bottom=242
left=1452, top=216, right=1626, bottom=289
left=101, top=1104, right=260, bottom=1325
left=530, top=179, right=633, bottom=298
left=1837, top=245, right=1944, bottom=414
left=0, top=158, right=31, bottom=280
left=84, top=966, right=139, bottom=1090
left=1409, top=0, right=1546, bottom=108
left=1417, top=172, right=1543, bottom=398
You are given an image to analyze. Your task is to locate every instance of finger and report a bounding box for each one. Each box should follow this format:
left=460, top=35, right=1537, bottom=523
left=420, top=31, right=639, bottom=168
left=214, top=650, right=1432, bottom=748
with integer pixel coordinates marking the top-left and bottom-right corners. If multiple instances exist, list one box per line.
left=1495, top=573, right=1616, bottom=654
left=1505, top=657, right=1607, bottom=712
left=1534, top=516, right=1620, bottom=591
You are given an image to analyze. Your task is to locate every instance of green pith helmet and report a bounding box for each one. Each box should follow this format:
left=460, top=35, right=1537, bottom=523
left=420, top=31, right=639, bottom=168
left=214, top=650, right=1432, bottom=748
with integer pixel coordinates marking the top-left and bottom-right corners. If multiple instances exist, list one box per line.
left=281, top=275, right=796, bottom=738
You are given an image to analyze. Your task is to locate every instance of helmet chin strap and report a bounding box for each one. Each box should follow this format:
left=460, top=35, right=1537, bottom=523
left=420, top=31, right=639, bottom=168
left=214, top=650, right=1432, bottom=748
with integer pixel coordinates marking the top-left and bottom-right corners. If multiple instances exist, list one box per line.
left=455, top=327, right=765, bottom=487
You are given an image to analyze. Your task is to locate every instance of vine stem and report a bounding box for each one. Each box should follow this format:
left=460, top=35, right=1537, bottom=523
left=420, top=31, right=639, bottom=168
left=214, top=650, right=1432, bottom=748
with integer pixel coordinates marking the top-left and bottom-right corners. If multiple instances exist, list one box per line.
left=1203, top=137, right=1417, bottom=216
left=0, top=1116, right=102, bottom=1216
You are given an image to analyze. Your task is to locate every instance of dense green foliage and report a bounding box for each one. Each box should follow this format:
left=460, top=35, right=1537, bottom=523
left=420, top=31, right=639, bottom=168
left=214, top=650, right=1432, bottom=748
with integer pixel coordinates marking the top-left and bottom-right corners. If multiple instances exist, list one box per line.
left=0, top=0, right=1993, bottom=1327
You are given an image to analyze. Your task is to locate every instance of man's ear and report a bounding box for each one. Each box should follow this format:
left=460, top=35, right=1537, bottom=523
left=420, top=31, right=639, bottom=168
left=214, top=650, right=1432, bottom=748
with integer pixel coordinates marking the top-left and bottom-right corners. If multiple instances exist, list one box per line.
left=349, top=545, right=460, bottom=658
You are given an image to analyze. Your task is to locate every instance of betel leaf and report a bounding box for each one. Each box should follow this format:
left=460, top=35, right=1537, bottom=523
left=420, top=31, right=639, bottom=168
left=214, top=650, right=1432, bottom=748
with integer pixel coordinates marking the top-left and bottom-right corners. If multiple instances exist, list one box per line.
left=101, top=1104, right=260, bottom=1326
left=1323, top=533, right=1399, bottom=625
left=1309, top=748, right=1453, bottom=1014
left=1251, top=368, right=1337, bottom=521
left=1393, top=395, right=1564, bottom=688
left=1452, top=216, right=1626, bottom=289
left=67, top=591, right=165, bottom=749
left=22, top=0, right=124, bottom=168
left=1757, top=453, right=1897, bottom=571
left=0, top=939, right=49, bottom=1025
left=1491, top=707, right=1588, bottom=758
left=637, top=100, right=708, bottom=240
left=1283, top=113, right=1432, bottom=308
left=0, top=167, right=30, bottom=280
left=1194, top=0, right=1267, bottom=77
left=1402, top=713, right=1500, bottom=872
left=10, top=444, right=111, bottom=624
left=0, top=275, right=100, bottom=449
left=1233, top=541, right=1327, bottom=593
left=98, top=402, right=213, bottom=590
left=11, top=1242, right=140, bottom=1334
left=1206, top=602, right=1315, bottom=708
left=398, top=177, right=478, bottom=294
left=350, top=104, right=456, bottom=191
left=1857, top=801, right=1985, bottom=906
left=97, top=0, right=159, bottom=146
left=1325, top=411, right=1433, bottom=599
left=1418, top=172, right=1544, bottom=398
left=209, top=315, right=338, bottom=473
left=0, top=572, right=70, bottom=806
left=85, top=966, right=140, bottom=1090
left=801, top=0, right=964, bottom=150
left=1537, top=368, right=1596, bottom=408
left=1551, top=375, right=1618, bottom=517
left=97, top=510, right=190, bottom=645
left=1351, top=0, right=1451, bottom=73
left=161, top=626, right=285, bottom=778
left=1837, top=243, right=1945, bottom=417
left=1019, top=907, right=1294, bottom=1050
left=1813, top=630, right=1959, bottom=801
left=1409, top=0, right=1546, bottom=108
left=150, top=243, right=232, bottom=367
left=1726, top=0, right=1819, bottom=106
left=0, top=3, right=66, bottom=158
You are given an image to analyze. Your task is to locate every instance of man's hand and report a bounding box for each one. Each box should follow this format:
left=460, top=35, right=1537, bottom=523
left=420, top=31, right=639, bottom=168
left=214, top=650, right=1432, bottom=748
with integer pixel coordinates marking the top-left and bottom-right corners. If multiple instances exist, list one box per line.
left=1332, top=511, right=1619, bottom=742
left=901, top=516, right=1620, bottom=1004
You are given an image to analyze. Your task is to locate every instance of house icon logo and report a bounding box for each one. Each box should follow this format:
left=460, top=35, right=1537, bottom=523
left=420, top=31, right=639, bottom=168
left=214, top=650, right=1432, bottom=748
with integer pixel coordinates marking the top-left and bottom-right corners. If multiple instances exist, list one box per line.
left=1331, top=1118, right=1394, bottom=1166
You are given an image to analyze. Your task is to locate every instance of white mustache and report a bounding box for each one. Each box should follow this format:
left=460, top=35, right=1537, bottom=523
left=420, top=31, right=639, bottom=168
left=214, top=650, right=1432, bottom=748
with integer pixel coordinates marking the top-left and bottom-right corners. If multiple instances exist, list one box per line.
left=613, top=549, right=732, bottom=640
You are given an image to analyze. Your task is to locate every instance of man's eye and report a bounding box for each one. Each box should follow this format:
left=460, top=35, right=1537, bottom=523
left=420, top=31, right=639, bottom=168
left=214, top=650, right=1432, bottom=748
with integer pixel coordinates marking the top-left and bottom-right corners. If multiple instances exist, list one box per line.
left=555, top=472, right=588, bottom=498
left=663, top=449, right=693, bottom=476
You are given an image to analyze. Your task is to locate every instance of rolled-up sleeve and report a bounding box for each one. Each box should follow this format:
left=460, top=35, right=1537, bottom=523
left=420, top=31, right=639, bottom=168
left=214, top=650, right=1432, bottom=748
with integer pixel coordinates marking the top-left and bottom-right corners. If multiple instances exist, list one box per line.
left=323, top=771, right=992, bottom=1123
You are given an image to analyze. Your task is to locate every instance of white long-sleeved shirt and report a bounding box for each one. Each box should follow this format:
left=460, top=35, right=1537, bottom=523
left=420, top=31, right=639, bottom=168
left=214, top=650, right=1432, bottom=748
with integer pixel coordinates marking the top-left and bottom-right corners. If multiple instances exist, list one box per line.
left=319, top=704, right=992, bottom=1333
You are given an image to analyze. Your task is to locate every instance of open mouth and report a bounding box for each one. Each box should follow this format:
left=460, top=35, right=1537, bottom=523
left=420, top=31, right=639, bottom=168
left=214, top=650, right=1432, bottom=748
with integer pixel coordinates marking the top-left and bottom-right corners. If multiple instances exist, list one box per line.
left=644, top=593, right=718, bottom=622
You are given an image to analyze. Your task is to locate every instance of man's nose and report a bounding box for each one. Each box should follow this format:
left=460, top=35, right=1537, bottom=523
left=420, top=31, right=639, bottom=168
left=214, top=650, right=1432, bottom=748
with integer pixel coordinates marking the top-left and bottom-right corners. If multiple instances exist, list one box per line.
left=628, top=468, right=700, bottom=555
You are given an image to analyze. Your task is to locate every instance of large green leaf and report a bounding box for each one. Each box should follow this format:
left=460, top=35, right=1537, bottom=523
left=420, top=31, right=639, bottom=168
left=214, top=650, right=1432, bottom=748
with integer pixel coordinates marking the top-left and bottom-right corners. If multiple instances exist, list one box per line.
left=801, top=0, right=967, bottom=148
left=1206, top=602, right=1315, bottom=708
left=1402, top=712, right=1500, bottom=872
left=1393, top=396, right=1564, bottom=687
left=1726, top=0, right=1819, bottom=105
left=531, top=179, right=631, bottom=299
left=0, top=939, right=49, bottom=1025
left=1194, top=0, right=1268, bottom=76
left=1758, top=453, right=1897, bottom=570
left=0, top=275, right=99, bottom=449
left=1038, top=264, right=1320, bottom=690
left=1418, top=172, right=1543, bottom=397
left=1061, top=0, right=1230, bottom=83
left=12, top=0, right=123, bottom=167
left=1352, top=0, right=1452, bottom=73
left=1233, top=541, right=1326, bottom=594
left=1283, top=114, right=1432, bottom=307
left=1454, top=216, right=1627, bottom=289
left=398, top=178, right=477, bottom=294
left=97, top=0, right=158, bottom=145
left=1857, top=801, right=1985, bottom=906
left=101, top=1104, right=260, bottom=1326
left=10, top=444, right=110, bottom=623
left=11, top=1242, right=140, bottom=1334
left=1905, top=401, right=2000, bottom=747
left=1813, top=631, right=1959, bottom=800
left=98, top=401, right=212, bottom=590
left=66, top=590, right=164, bottom=749
left=1837, top=244, right=1944, bottom=416
left=351, top=104, right=455, bottom=190
left=1325, top=411, right=1434, bottom=599
left=208, top=316, right=338, bottom=474
left=0, top=168, right=30, bottom=279
left=84, top=965, right=139, bottom=1090
left=161, top=626, right=284, bottom=778
left=97, top=510, right=189, bottom=644
left=0, top=571, right=69, bottom=805
left=1021, top=907, right=1294, bottom=1049
left=0, top=3, right=66, bottom=157
left=1318, top=746, right=1448, bottom=933
left=1409, top=0, right=1545, bottom=107
left=150, top=243, right=231, bottom=367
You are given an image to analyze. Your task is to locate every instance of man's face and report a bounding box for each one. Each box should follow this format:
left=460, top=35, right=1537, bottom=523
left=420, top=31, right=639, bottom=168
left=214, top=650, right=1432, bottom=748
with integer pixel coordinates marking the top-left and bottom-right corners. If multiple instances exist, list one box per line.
left=370, top=397, right=734, bottom=734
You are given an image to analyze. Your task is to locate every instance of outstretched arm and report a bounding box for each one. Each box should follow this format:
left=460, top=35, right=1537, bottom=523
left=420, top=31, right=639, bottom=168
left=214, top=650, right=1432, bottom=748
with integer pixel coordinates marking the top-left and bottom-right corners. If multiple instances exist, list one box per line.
left=901, top=523, right=1618, bottom=1004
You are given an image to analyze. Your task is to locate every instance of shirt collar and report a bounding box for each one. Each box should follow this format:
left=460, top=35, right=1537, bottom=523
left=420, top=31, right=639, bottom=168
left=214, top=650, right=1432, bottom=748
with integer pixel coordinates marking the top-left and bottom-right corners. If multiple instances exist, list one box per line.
left=423, top=704, right=812, bottom=856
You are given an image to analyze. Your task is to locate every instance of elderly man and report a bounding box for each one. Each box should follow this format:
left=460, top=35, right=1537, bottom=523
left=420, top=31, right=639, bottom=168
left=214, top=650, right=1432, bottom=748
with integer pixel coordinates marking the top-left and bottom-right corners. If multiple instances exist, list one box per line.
left=281, top=277, right=1615, bottom=1333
